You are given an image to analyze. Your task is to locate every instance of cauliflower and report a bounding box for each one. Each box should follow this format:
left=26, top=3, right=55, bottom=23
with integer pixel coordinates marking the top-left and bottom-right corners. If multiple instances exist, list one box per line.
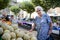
left=10, top=32, right=16, bottom=38
left=23, top=34, right=30, bottom=40
left=16, top=31, right=25, bottom=37
left=0, top=21, right=3, bottom=25
left=24, top=31, right=33, bottom=38
left=4, top=30, right=10, bottom=33
left=14, top=29, right=20, bottom=34
left=11, top=24, right=18, bottom=30
left=2, top=33, right=11, bottom=40
left=8, top=26, right=14, bottom=32
left=1, top=23, right=9, bottom=30
left=17, top=38, right=23, bottom=40
left=0, top=27, right=3, bottom=35
left=1, top=23, right=14, bottom=32
left=11, top=38, right=16, bottom=40
left=31, top=36, right=37, bottom=40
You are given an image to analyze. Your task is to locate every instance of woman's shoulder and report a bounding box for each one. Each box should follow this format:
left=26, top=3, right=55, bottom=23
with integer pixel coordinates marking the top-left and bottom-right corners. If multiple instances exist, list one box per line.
left=34, top=16, right=38, bottom=19
left=43, top=13, right=49, bottom=17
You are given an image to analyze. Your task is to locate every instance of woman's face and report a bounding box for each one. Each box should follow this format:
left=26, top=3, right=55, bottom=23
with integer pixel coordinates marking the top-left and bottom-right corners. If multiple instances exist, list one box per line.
left=36, top=9, right=42, bottom=16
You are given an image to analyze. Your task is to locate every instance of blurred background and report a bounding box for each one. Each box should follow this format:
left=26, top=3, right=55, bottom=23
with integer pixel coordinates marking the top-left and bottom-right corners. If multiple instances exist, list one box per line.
left=0, top=0, right=60, bottom=40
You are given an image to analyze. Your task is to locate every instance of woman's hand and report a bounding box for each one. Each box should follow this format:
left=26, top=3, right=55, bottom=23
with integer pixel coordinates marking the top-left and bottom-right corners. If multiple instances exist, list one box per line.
left=29, top=23, right=35, bottom=32
left=48, top=30, right=52, bottom=35
left=29, top=29, right=33, bottom=32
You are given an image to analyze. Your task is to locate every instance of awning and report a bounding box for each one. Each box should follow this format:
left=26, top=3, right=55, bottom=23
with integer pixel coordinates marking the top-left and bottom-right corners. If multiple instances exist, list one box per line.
left=47, top=7, right=60, bottom=16
left=48, top=13, right=60, bottom=16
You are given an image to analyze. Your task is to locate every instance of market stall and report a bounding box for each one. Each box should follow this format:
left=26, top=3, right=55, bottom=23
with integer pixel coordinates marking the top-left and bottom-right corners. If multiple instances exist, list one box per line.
left=0, top=20, right=37, bottom=40
left=47, top=8, right=60, bottom=40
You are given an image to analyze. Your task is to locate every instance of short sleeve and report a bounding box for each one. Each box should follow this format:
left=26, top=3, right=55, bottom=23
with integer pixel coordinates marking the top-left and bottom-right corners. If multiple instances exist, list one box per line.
left=46, top=14, right=52, bottom=24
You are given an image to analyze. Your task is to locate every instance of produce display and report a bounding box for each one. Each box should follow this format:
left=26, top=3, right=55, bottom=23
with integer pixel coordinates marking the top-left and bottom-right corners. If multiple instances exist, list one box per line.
left=0, top=27, right=3, bottom=35
left=0, top=21, right=37, bottom=40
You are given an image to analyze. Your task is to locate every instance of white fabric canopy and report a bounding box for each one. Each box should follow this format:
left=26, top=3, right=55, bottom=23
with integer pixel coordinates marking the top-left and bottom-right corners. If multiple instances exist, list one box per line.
left=47, top=13, right=60, bottom=16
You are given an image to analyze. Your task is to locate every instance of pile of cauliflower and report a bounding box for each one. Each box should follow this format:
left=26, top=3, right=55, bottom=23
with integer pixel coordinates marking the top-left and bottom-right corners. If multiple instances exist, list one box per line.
left=0, top=21, right=37, bottom=40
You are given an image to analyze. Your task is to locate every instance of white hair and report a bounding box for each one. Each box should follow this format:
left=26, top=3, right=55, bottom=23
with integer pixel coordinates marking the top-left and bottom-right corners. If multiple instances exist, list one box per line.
left=35, top=6, right=43, bottom=11
left=35, top=6, right=46, bottom=14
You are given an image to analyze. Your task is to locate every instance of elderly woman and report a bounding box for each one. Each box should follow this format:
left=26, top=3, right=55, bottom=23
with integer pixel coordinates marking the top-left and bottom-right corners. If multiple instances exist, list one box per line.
left=29, top=6, right=52, bottom=40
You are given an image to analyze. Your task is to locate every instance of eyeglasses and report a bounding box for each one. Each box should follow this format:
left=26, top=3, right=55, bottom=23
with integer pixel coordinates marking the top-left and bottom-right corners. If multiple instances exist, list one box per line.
left=36, top=10, right=41, bottom=12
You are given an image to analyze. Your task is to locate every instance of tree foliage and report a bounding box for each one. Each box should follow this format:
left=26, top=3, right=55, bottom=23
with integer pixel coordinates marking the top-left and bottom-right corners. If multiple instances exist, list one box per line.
left=20, top=1, right=35, bottom=13
left=0, top=0, right=10, bottom=10
left=10, top=6, right=20, bottom=15
left=31, top=0, right=60, bottom=11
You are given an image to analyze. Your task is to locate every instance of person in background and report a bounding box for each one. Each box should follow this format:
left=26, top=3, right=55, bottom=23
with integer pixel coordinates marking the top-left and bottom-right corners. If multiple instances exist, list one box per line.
left=56, top=22, right=59, bottom=28
left=5, top=15, right=12, bottom=25
left=53, top=22, right=57, bottom=27
left=10, top=15, right=14, bottom=23
left=53, top=22, right=59, bottom=30
left=10, top=15, right=18, bottom=24
left=1, top=13, right=7, bottom=19
left=29, top=6, right=52, bottom=40
left=1, top=13, right=7, bottom=22
left=10, top=15, right=14, bottom=21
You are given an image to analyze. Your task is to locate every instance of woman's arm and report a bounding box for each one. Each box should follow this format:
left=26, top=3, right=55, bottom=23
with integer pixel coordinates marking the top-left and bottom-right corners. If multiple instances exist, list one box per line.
left=48, top=22, right=53, bottom=35
left=49, top=22, right=53, bottom=30
left=29, top=23, right=35, bottom=32
left=46, top=14, right=53, bottom=35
